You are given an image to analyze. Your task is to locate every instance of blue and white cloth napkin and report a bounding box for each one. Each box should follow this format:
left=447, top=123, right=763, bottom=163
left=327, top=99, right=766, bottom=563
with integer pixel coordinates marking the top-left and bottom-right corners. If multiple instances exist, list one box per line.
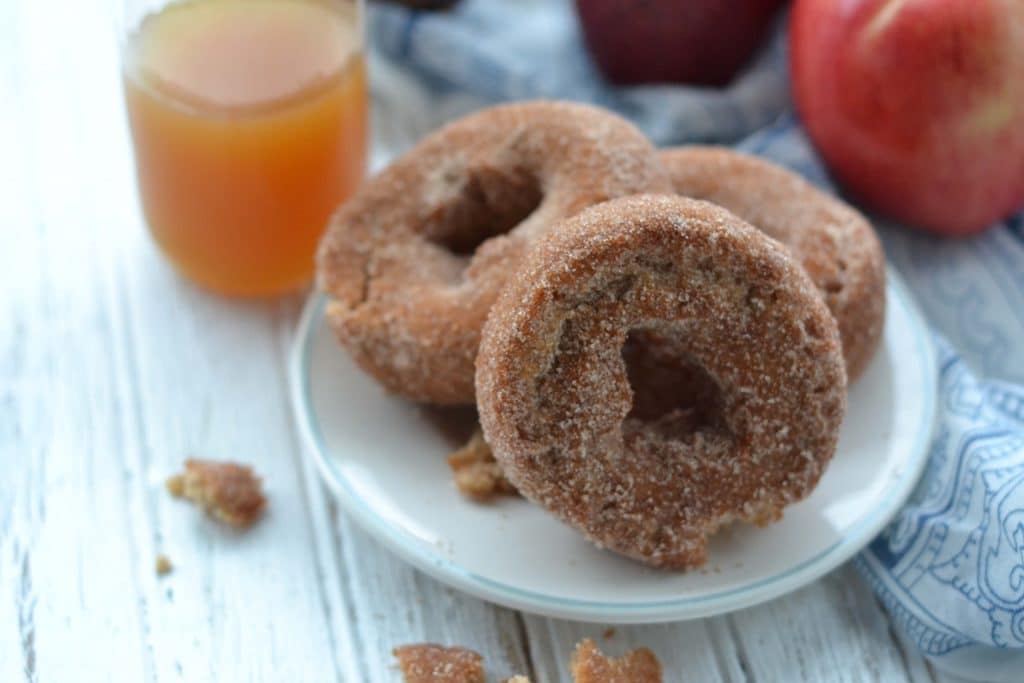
left=369, top=2, right=1024, bottom=679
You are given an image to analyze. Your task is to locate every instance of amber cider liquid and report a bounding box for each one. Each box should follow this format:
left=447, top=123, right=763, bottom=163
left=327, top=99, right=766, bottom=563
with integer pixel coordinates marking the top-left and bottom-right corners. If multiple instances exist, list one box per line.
left=124, top=0, right=368, bottom=296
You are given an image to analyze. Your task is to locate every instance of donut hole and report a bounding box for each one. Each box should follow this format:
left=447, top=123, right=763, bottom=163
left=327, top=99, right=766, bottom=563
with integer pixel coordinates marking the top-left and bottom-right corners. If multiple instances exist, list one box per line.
left=621, top=329, right=728, bottom=440
left=420, top=165, right=543, bottom=256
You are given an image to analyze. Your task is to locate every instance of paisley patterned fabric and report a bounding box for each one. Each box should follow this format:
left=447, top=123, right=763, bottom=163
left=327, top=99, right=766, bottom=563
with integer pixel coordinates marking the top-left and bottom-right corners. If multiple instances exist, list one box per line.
left=369, top=2, right=1024, bottom=678
left=857, top=340, right=1024, bottom=680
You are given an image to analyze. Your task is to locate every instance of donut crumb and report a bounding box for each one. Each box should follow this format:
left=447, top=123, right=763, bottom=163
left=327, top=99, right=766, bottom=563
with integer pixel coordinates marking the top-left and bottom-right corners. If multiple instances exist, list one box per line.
left=167, top=459, right=266, bottom=528
left=393, top=638, right=660, bottom=682
left=447, top=430, right=518, bottom=501
left=155, top=554, right=173, bottom=576
left=393, top=643, right=485, bottom=683
left=570, top=639, right=662, bottom=683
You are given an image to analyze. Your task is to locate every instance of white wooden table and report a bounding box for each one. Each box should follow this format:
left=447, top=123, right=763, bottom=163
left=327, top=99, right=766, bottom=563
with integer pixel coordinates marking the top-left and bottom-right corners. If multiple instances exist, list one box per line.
left=0, top=1, right=973, bottom=681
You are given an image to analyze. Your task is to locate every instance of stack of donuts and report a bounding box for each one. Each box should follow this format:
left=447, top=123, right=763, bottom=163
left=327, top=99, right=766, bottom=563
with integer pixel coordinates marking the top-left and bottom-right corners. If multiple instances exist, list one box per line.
left=317, top=101, right=885, bottom=569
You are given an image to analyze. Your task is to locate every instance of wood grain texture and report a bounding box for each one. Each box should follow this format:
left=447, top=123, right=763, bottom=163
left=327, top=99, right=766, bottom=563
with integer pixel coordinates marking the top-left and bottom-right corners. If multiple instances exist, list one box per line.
left=0, top=0, right=938, bottom=681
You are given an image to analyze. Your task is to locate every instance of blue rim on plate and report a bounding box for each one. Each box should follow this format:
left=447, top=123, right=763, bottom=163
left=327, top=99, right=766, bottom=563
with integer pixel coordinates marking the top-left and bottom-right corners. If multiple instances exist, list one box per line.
left=289, top=268, right=936, bottom=622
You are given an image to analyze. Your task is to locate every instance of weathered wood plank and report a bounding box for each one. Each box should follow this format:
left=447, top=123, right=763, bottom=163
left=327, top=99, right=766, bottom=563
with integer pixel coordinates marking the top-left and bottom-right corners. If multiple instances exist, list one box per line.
left=3, top=0, right=350, bottom=680
left=1, top=1, right=153, bottom=680
left=1, top=5, right=40, bottom=681
left=726, top=565, right=924, bottom=683
left=522, top=615, right=741, bottom=683
left=514, top=564, right=934, bottom=683
left=319, top=507, right=534, bottom=681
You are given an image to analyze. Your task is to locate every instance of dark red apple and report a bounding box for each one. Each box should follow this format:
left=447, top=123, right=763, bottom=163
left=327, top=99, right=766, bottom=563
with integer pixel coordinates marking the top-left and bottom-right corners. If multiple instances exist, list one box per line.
left=575, top=0, right=786, bottom=87
left=791, top=0, right=1024, bottom=236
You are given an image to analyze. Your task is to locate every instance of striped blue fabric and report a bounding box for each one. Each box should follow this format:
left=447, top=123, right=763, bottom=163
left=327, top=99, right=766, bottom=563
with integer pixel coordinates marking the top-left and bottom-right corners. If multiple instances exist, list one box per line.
left=369, top=2, right=1024, bottom=679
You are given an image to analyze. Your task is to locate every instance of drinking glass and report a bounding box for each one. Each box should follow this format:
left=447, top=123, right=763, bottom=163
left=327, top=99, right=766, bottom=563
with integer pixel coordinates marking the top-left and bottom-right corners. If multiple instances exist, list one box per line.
left=120, top=0, right=368, bottom=296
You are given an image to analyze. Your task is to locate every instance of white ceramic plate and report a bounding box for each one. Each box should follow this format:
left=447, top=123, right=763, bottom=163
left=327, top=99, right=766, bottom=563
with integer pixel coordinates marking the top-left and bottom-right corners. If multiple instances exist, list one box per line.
left=290, top=268, right=936, bottom=623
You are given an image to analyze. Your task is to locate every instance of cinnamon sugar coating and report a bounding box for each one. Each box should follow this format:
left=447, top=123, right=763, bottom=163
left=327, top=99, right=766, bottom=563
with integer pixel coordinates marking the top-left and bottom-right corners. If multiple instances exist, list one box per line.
left=660, top=146, right=885, bottom=381
left=393, top=644, right=485, bottom=683
left=166, top=459, right=266, bottom=528
left=317, top=101, right=671, bottom=405
left=570, top=639, right=662, bottom=683
left=476, top=195, right=847, bottom=568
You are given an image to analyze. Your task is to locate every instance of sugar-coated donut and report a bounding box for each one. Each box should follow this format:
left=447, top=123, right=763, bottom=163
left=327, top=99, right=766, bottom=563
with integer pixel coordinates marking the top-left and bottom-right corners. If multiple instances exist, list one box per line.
left=660, top=146, right=885, bottom=381
left=476, top=195, right=847, bottom=569
left=317, top=101, right=671, bottom=405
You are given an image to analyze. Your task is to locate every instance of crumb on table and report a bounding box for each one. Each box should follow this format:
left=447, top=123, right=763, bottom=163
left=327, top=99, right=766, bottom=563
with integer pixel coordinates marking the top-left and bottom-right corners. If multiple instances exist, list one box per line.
left=447, top=430, right=519, bottom=501
left=165, top=474, right=185, bottom=497
left=602, top=628, right=616, bottom=639
left=570, top=639, right=662, bottom=683
left=154, top=554, right=173, bottom=576
left=391, top=637, right=660, bottom=682
left=166, top=458, right=266, bottom=528
left=393, top=643, right=485, bottom=683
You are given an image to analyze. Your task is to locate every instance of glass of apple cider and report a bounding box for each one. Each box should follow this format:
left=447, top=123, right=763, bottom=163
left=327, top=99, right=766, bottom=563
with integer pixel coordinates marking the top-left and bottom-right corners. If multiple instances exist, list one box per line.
left=121, top=0, right=368, bottom=296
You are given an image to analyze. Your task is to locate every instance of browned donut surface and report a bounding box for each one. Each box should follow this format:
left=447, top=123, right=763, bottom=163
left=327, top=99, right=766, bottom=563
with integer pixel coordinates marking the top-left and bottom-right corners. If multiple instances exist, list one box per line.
left=660, top=146, right=885, bottom=381
left=317, top=101, right=671, bottom=405
left=476, top=195, right=847, bottom=569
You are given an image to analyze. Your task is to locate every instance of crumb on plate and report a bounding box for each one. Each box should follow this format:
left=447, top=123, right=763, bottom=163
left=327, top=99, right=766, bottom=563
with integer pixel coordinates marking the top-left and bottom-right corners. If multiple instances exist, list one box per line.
left=166, top=458, right=266, bottom=528
left=447, top=430, right=518, bottom=501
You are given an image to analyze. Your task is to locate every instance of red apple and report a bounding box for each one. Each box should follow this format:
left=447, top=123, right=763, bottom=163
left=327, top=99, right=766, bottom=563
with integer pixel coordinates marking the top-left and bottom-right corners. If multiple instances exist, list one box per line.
left=575, top=0, right=786, bottom=87
left=791, top=0, right=1024, bottom=236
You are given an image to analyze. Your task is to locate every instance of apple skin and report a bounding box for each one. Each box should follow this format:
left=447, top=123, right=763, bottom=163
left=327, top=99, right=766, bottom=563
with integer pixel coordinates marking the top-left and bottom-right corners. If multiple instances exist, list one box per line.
left=790, top=0, right=1024, bottom=236
left=575, top=0, right=787, bottom=87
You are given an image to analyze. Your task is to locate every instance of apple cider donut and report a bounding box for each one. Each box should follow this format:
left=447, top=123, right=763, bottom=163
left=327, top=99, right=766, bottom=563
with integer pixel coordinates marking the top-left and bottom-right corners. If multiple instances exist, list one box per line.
left=317, top=101, right=671, bottom=405
left=660, top=146, right=885, bottom=381
left=476, top=195, right=847, bottom=569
